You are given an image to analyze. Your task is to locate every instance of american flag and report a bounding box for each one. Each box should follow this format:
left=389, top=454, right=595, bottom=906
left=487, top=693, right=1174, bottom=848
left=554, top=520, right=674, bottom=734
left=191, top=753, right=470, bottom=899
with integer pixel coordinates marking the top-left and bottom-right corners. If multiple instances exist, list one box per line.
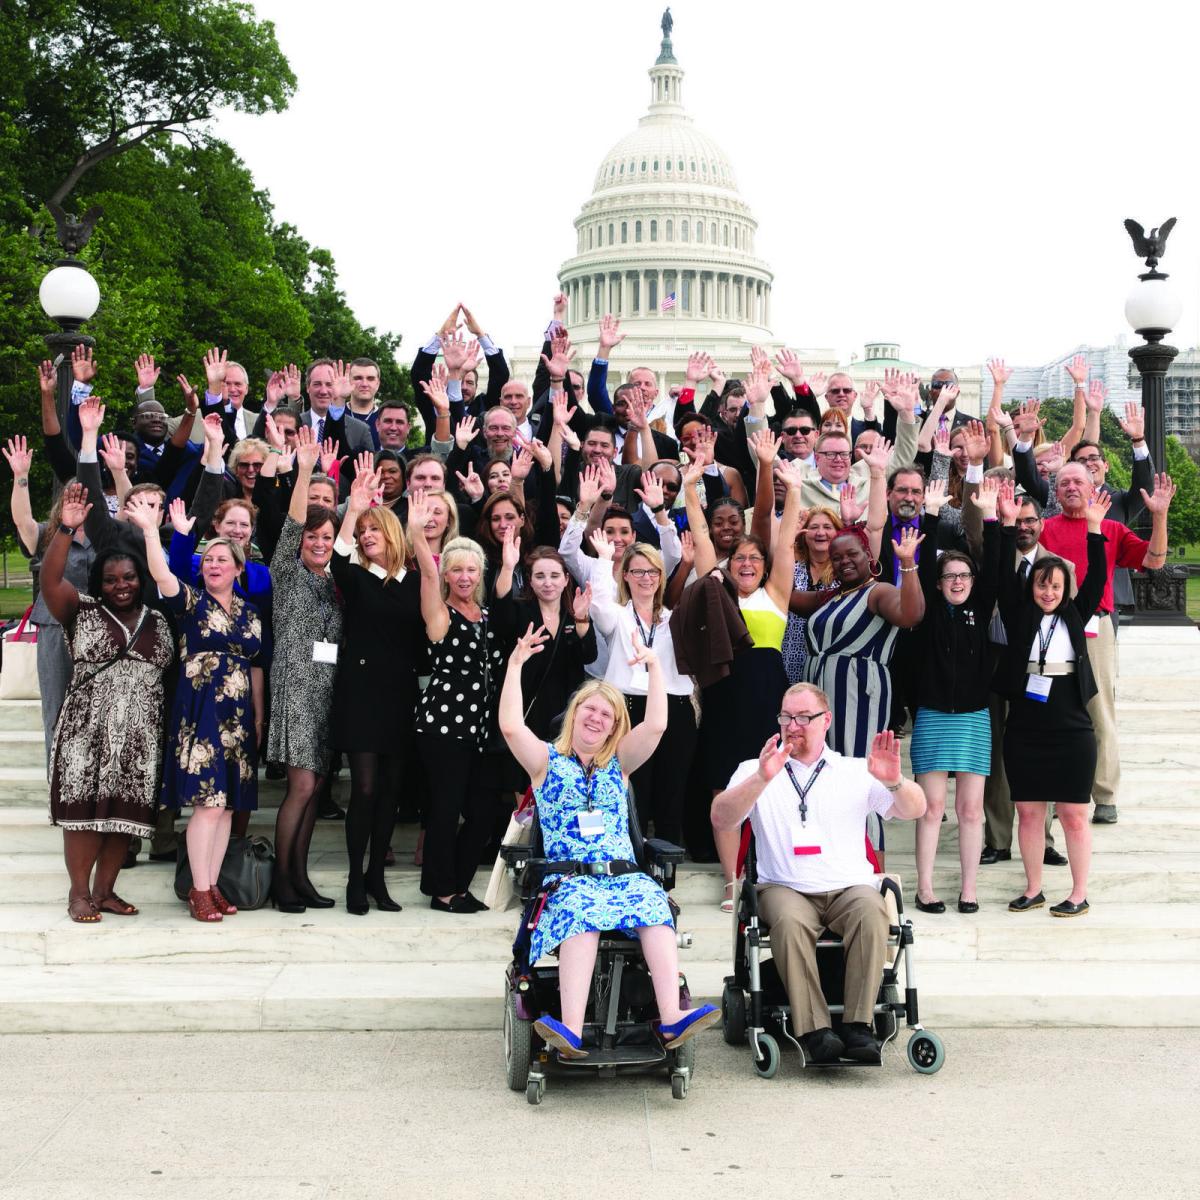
left=660, top=291, right=676, bottom=312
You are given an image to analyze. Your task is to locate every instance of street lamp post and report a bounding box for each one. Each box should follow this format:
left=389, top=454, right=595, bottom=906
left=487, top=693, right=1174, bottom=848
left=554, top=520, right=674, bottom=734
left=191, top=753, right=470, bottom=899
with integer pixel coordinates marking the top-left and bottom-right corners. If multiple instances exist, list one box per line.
left=38, top=203, right=102, bottom=440
left=1123, top=217, right=1189, bottom=622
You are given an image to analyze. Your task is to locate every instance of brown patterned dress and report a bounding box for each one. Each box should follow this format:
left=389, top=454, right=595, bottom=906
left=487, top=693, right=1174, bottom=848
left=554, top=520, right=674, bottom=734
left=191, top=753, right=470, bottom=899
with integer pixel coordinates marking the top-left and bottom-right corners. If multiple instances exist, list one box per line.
left=48, top=596, right=175, bottom=836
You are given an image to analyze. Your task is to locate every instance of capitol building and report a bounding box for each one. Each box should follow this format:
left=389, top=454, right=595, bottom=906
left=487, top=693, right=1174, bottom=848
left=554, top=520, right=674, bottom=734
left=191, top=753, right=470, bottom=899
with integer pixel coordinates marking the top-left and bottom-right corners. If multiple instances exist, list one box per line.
left=510, top=17, right=984, bottom=417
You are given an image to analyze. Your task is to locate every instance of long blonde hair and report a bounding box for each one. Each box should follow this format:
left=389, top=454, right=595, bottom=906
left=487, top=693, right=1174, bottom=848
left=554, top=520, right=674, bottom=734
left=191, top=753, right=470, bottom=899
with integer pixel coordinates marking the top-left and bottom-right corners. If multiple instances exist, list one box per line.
left=355, top=506, right=407, bottom=578
left=553, top=680, right=631, bottom=769
left=796, top=505, right=842, bottom=587
left=420, top=488, right=460, bottom=554
left=439, top=536, right=486, bottom=605
left=615, top=542, right=667, bottom=618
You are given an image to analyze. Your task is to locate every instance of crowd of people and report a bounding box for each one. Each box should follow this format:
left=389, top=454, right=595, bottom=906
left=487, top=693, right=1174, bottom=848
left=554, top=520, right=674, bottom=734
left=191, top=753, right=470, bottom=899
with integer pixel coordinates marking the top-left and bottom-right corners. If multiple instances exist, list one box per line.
left=4, top=295, right=1174, bottom=942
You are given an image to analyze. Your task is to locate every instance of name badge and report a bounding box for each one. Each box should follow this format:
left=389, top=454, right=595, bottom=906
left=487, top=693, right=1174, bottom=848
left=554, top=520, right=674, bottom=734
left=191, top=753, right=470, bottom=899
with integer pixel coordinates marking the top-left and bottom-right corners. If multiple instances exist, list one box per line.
left=312, top=641, right=339, bottom=664
left=577, top=810, right=606, bottom=838
left=1084, top=615, right=1100, bottom=639
left=1025, top=673, right=1052, bottom=702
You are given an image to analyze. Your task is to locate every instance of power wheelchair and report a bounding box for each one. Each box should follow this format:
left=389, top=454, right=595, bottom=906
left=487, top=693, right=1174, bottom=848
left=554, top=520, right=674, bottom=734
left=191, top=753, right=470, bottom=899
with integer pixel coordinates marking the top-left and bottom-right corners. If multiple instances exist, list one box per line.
left=500, top=788, right=700, bottom=1105
left=722, top=833, right=945, bottom=1077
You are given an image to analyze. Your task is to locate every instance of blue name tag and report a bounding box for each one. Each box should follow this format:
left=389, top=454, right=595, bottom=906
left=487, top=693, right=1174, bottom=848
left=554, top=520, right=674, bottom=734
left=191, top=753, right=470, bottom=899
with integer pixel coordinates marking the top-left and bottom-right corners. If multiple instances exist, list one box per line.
left=1025, top=674, right=1052, bottom=703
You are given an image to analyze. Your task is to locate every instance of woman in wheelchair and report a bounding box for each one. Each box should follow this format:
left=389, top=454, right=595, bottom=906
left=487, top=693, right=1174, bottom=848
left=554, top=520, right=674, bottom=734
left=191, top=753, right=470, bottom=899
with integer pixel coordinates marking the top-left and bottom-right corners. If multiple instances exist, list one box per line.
left=498, top=625, right=720, bottom=1059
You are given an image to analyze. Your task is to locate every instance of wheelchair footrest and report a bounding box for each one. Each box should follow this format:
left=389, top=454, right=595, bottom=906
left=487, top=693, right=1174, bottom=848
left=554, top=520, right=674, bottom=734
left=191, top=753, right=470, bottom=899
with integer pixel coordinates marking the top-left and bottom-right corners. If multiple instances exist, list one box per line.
left=555, top=1043, right=668, bottom=1069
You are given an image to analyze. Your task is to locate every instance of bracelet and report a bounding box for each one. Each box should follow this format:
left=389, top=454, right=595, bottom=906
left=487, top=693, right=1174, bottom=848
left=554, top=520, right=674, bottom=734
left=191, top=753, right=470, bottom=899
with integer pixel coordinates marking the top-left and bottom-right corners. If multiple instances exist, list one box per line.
left=651, top=503, right=666, bottom=514
left=885, top=777, right=904, bottom=793
left=898, top=564, right=918, bottom=573
left=58, top=524, right=76, bottom=537
left=267, top=447, right=282, bottom=456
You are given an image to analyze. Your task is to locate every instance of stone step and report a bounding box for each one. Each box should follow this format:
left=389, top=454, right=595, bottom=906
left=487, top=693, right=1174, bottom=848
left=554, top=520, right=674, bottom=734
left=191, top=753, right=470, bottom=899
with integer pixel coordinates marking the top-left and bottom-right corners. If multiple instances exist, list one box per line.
left=0, top=956, right=1197, bottom=1034
left=1, top=900, right=1197, bottom=969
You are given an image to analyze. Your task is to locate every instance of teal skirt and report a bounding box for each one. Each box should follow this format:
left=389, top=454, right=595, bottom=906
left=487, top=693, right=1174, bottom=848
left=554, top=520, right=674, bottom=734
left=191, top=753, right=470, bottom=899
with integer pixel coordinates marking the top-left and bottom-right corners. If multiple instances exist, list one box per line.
left=910, top=707, right=991, bottom=776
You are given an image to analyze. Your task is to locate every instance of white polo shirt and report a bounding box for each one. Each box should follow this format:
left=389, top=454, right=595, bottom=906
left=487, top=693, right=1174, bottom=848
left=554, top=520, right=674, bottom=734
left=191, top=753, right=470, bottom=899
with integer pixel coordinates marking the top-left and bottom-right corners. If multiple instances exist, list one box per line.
left=727, top=748, right=895, bottom=893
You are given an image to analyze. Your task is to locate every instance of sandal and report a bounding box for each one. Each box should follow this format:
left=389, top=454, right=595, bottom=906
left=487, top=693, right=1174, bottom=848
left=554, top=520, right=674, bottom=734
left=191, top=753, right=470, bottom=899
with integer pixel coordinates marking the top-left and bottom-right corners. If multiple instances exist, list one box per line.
left=187, top=886, right=223, bottom=923
left=209, top=885, right=237, bottom=916
left=68, top=896, right=101, bottom=923
left=93, top=893, right=138, bottom=916
left=720, top=881, right=735, bottom=914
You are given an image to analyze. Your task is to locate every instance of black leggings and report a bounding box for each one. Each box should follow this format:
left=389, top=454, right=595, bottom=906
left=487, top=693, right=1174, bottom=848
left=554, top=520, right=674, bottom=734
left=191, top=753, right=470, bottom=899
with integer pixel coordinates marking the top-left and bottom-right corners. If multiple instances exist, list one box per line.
left=417, top=734, right=497, bottom=898
left=345, top=751, right=403, bottom=887
left=624, top=692, right=697, bottom=847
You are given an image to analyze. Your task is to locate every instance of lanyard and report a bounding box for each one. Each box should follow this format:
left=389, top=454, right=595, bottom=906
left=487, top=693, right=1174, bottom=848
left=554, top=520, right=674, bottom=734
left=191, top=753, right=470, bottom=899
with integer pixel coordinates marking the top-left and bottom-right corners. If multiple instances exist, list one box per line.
left=783, top=759, right=826, bottom=828
left=572, top=755, right=597, bottom=811
left=1036, top=615, right=1059, bottom=674
left=631, top=606, right=657, bottom=649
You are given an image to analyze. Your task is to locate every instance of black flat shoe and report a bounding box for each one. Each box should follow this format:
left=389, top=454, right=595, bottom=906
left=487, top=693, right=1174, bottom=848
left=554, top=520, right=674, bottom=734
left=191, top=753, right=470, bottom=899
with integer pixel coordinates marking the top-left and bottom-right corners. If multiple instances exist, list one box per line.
left=957, top=895, right=979, bottom=914
left=459, top=891, right=488, bottom=913
left=915, top=896, right=946, bottom=914
left=840, top=1022, right=882, bottom=1064
left=1043, top=847, right=1068, bottom=866
left=148, top=850, right=178, bottom=863
left=430, top=895, right=476, bottom=914
left=1008, top=891, right=1045, bottom=912
left=801, top=1027, right=845, bottom=1065
left=318, top=798, right=346, bottom=821
left=979, top=846, right=1011, bottom=865
left=1050, top=898, right=1089, bottom=918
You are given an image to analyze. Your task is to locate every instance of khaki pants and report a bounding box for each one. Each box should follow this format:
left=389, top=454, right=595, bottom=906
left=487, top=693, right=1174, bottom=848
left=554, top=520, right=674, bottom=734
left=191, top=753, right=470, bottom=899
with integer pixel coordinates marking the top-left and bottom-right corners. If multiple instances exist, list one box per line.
left=757, top=884, right=887, bottom=1035
left=1085, top=615, right=1119, bottom=809
left=983, top=688, right=1056, bottom=852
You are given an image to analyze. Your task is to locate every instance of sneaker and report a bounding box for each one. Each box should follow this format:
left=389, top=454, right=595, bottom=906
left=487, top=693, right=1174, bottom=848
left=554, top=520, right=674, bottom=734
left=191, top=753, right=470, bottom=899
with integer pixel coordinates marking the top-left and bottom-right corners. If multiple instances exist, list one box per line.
left=801, top=1027, right=845, bottom=1065
left=1092, top=804, right=1118, bottom=825
left=840, top=1022, right=882, bottom=1064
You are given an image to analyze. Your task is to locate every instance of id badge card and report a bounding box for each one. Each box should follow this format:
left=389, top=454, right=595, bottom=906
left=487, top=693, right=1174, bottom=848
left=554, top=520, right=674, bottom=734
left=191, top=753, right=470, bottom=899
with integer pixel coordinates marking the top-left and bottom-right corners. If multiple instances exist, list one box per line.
left=1084, top=615, right=1100, bottom=639
left=1025, top=673, right=1052, bottom=702
left=312, top=640, right=339, bottom=664
left=577, top=810, right=606, bottom=839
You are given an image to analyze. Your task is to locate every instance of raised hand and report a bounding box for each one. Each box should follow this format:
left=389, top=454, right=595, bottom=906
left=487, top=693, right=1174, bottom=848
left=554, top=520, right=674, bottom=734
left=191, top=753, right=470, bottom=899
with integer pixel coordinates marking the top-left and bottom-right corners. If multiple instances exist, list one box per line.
left=709, top=357, right=727, bottom=392
left=635, top=469, right=665, bottom=511
left=1011, top=398, right=1045, bottom=441
left=863, top=435, right=893, bottom=474
left=176, top=373, right=200, bottom=414
left=348, top=464, right=381, bottom=508
left=969, top=474, right=1000, bottom=518
left=455, top=462, right=485, bottom=502
left=540, top=333, right=575, bottom=380
left=318, top=438, right=338, bottom=476
left=511, top=623, right=549, bottom=668
left=263, top=413, right=287, bottom=451
left=59, top=482, right=92, bottom=530
left=294, top=425, right=320, bottom=472
left=749, top=428, right=781, bottom=467
left=923, top=478, right=948, bottom=516
left=123, top=492, right=159, bottom=532
left=932, top=426, right=951, bottom=457
left=773, top=347, right=806, bottom=387
left=135, top=354, right=160, bottom=390
left=203, top=346, right=227, bottom=392
left=1086, top=488, right=1114, bottom=530
left=685, top=351, right=712, bottom=385
left=1118, top=402, right=1145, bottom=443
left=571, top=582, right=593, bottom=622
left=283, top=363, right=302, bottom=401
left=1086, top=379, right=1108, bottom=415
left=756, top=733, right=792, bottom=783
left=807, top=370, right=828, bottom=399
left=1040, top=441, right=1065, bottom=475
left=455, top=414, right=479, bottom=450
left=839, top=481, right=866, bottom=525
left=888, top=371, right=920, bottom=416
left=1066, top=353, right=1088, bottom=386
left=1140, top=473, right=1176, bottom=517
left=937, top=383, right=960, bottom=412
left=597, top=313, right=625, bottom=355
left=332, top=359, right=352, bottom=403
left=459, top=303, right=483, bottom=338
left=167, top=496, right=195, bottom=535
left=406, top=489, right=431, bottom=534
left=861, top=379, right=882, bottom=416
left=681, top=456, right=706, bottom=491
left=627, top=626, right=658, bottom=670
left=578, top=464, right=603, bottom=508
left=595, top=457, right=618, bottom=497
left=3, top=436, right=33, bottom=478
left=38, top=360, right=56, bottom=398
left=99, top=433, right=127, bottom=475
left=501, top=526, right=522, bottom=571
left=987, top=357, right=1013, bottom=386
left=744, top=360, right=773, bottom=408
left=678, top=528, right=696, bottom=568
left=963, top=419, right=989, bottom=464
left=201, top=412, right=225, bottom=453
left=689, top=423, right=717, bottom=466
left=528, top=438, right=553, bottom=472
left=510, top=444, right=534, bottom=481
left=996, top=478, right=1020, bottom=523
left=892, top=525, right=925, bottom=566
left=265, top=370, right=286, bottom=408
left=866, top=730, right=903, bottom=787
left=420, top=361, right=452, bottom=417
left=439, top=302, right=463, bottom=338
left=552, top=293, right=568, bottom=323
left=588, top=528, right=615, bottom=561
left=441, top=329, right=473, bottom=375
left=551, top=389, right=577, bottom=429
left=71, top=344, right=96, bottom=384
left=776, top=456, right=808, bottom=492
left=77, top=396, right=105, bottom=433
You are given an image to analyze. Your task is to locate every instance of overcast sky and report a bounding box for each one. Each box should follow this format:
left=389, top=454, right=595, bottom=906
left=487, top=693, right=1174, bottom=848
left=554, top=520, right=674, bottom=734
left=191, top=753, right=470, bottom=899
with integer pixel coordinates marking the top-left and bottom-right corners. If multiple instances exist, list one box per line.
left=215, top=0, right=1200, bottom=371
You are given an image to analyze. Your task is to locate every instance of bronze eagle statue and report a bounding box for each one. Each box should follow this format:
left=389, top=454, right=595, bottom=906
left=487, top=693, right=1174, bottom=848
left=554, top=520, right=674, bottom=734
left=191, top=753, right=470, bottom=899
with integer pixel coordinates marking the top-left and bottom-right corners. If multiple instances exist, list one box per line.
left=1124, top=218, right=1177, bottom=272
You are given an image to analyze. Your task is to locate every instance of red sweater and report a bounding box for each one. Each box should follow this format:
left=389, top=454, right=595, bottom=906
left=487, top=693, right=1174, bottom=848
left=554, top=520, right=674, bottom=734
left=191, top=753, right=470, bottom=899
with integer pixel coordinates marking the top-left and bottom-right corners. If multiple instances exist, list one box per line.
left=1039, top=514, right=1146, bottom=614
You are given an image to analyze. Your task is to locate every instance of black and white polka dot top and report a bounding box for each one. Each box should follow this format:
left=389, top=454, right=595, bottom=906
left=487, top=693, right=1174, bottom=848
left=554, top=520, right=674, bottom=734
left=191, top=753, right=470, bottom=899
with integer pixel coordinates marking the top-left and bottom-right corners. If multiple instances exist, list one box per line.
left=417, top=605, right=504, bottom=746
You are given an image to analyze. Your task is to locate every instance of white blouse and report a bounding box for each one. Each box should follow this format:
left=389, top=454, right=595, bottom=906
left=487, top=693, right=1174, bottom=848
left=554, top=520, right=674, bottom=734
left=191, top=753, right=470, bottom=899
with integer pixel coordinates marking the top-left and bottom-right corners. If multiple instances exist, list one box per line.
left=1028, top=613, right=1076, bottom=666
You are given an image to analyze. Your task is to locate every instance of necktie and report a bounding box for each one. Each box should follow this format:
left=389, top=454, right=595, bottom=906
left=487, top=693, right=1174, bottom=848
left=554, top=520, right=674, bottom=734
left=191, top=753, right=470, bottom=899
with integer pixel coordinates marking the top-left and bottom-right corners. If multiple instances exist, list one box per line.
left=1020, top=559, right=1031, bottom=579
left=316, top=416, right=325, bottom=443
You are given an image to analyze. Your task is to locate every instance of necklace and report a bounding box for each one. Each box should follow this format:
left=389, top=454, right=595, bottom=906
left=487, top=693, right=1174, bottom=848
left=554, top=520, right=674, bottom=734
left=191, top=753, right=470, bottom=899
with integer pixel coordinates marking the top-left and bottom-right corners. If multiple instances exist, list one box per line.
left=835, top=577, right=871, bottom=599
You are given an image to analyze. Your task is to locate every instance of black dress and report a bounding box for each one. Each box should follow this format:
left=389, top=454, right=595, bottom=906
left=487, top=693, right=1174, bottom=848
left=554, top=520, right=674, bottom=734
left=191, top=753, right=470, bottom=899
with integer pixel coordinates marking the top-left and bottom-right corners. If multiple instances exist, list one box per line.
left=329, top=548, right=424, bottom=753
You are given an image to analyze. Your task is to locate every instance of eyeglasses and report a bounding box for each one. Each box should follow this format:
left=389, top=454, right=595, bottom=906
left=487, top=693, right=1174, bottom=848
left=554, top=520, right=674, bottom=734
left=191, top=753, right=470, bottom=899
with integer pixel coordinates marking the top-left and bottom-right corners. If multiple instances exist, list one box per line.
left=626, top=568, right=661, bottom=579
left=731, top=554, right=765, bottom=566
left=236, top=462, right=264, bottom=473
left=929, top=379, right=955, bottom=390
left=1074, top=454, right=1104, bottom=465
left=1014, top=517, right=1041, bottom=527
left=939, top=571, right=974, bottom=583
left=817, top=450, right=851, bottom=460
left=783, top=426, right=816, bottom=436
left=778, top=711, right=828, bottom=727
left=827, top=387, right=855, bottom=396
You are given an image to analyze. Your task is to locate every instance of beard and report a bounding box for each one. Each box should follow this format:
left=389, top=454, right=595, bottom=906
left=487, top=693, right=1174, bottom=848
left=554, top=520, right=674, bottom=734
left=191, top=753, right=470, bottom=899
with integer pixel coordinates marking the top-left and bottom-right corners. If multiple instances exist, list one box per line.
left=893, top=500, right=918, bottom=520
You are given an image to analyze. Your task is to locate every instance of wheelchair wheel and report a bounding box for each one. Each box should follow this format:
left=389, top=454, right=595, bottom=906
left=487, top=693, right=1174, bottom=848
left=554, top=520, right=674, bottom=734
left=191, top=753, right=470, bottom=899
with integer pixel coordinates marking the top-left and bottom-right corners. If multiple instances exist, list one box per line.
left=671, top=1071, right=689, bottom=1101
left=875, top=984, right=901, bottom=1042
left=526, top=1077, right=545, bottom=1105
left=753, top=1032, right=780, bottom=1079
left=721, top=982, right=747, bottom=1046
left=906, top=1030, right=945, bottom=1074
left=505, top=992, right=533, bottom=1091
left=670, top=1036, right=697, bottom=1080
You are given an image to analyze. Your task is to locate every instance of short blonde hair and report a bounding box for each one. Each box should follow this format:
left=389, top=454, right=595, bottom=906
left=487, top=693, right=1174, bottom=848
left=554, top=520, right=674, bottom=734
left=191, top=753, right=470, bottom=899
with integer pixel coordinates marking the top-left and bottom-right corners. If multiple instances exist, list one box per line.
left=355, top=506, right=408, bottom=578
left=553, top=680, right=631, bottom=770
left=200, top=536, right=246, bottom=570
left=615, top=542, right=667, bottom=614
left=439, top=536, right=486, bottom=605
left=783, top=681, right=830, bottom=709
left=228, top=438, right=270, bottom=471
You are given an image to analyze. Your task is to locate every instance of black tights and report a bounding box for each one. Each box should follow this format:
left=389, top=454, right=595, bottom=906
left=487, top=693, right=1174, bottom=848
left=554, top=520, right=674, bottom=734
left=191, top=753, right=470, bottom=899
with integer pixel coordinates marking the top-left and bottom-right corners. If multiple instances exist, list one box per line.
left=346, top=751, right=402, bottom=889
left=274, top=767, right=324, bottom=902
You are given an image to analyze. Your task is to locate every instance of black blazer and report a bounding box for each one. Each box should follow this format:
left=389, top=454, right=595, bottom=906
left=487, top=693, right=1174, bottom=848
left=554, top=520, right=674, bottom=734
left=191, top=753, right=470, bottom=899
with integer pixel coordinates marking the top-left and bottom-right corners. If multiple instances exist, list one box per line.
left=993, top=526, right=1107, bottom=706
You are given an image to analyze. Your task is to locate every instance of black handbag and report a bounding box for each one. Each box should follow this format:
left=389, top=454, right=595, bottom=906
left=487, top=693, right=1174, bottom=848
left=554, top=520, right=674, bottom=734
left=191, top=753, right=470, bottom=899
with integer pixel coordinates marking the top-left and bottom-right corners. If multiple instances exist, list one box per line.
left=173, top=835, right=275, bottom=910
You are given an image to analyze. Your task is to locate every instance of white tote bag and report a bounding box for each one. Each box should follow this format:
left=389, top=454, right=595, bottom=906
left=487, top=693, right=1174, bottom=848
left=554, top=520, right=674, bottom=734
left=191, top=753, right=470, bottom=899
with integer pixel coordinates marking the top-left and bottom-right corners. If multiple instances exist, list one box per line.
left=0, top=609, right=39, bottom=701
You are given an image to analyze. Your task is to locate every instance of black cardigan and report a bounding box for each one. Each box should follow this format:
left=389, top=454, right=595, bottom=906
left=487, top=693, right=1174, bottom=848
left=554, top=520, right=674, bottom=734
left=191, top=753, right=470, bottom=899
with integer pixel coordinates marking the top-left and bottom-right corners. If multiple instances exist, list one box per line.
left=993, top=526, right=1108, bottom=706
left=911, top=512, right=1002, bottom=714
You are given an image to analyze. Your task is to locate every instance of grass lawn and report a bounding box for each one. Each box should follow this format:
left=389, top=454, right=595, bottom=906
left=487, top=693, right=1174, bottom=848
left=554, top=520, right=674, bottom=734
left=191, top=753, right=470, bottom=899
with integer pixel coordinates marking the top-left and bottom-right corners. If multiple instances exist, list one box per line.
left=0, top=586, right=33, bottom=620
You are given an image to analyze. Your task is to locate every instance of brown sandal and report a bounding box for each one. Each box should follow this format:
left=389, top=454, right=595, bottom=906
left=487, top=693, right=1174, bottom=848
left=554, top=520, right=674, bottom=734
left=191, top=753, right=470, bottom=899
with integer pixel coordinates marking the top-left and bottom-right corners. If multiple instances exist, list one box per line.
left=68, top=896, right=101, bottom=923
left=209, top=885, right=237, bottom=916
left=187, top=886, right=222, bottom=922
left=94, top=893, right=138, bottom=916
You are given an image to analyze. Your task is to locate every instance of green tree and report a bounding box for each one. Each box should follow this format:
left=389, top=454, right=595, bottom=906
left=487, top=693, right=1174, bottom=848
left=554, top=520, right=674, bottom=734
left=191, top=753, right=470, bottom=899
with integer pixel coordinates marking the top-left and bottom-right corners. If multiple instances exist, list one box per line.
left=1165, top=436, right=1200, bottom=546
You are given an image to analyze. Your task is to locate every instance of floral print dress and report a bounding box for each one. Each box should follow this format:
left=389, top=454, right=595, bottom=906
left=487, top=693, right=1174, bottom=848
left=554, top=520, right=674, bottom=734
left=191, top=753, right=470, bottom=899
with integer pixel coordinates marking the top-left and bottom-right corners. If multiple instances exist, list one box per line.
left=161, top=584, right=263, bottom=811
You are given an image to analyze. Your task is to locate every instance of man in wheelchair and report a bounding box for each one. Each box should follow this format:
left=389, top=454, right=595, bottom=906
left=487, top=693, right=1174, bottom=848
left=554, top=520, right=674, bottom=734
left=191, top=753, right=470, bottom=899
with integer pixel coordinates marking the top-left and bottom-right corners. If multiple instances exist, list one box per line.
left=712, top=683, right=926, bottom=1065
left=499, top=625, right=719, bottom=1061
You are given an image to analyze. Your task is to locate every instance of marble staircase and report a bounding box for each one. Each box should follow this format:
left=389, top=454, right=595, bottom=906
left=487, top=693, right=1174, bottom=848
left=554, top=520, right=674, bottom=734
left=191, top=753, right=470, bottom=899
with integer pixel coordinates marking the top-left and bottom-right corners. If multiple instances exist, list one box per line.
left=1, top=626, right=1198, bottom=1033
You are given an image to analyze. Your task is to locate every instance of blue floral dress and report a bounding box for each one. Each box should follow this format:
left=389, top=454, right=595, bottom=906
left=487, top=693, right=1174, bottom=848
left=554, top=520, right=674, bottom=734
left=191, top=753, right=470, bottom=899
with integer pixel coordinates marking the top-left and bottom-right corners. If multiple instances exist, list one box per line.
left=528, top=746, right=673, bottom=964
left=161, top=584, right=263, bottom=811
